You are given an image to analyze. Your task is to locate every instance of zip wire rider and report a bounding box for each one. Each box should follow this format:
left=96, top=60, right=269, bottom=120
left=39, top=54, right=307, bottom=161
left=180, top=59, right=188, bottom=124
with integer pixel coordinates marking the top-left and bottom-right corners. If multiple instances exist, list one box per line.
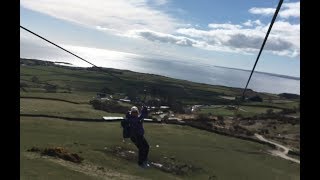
left=121, top=106, right=150, bottom=168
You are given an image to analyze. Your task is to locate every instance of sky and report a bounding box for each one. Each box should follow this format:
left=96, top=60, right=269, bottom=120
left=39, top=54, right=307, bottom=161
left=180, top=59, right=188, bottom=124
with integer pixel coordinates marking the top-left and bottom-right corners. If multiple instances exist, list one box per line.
left=20, top=0, right=300, bottom=77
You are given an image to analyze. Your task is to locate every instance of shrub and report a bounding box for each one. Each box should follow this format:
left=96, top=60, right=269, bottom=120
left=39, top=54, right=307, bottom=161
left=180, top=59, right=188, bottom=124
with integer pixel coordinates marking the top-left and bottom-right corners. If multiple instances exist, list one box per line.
left=197, top=113, right=210, bottom=121
left=44, top=84, right=57, bottom=93
left=90, top=99, right=129, bottom=113
left=217, top=115, right=224, bottom=121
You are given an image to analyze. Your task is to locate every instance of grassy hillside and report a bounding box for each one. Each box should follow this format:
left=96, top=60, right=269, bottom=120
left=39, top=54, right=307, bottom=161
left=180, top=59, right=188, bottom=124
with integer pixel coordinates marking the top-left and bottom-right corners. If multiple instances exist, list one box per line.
left=20, top=58, right=300, bottom=179
left=21, top=117, right=299, bottom=180
left=21, top=58, right=295, bottom=106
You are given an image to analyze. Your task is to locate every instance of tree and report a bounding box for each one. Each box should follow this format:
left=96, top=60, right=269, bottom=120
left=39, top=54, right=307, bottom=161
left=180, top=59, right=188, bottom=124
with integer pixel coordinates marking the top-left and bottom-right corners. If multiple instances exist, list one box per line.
left=20, top=82, right=28, bottom=92
left=65, top=85, right=72, bottom=93
left=266, top=109, right=274, bottom=115
left=100, top=87, right=112, bottom=94
left=197, top=113, right=210, bottom=122
left=217, top=115, right=224, bottom=121
left=89, top=99, right=129, bottom=113
left=44, top=84, right=57, bottom=93
left=171, top=101, right=184, bottom=113
left=20, top=82, right=28, bottom=88
left=248, top=95, right=263, bottom=102
left=31, top=76, right=40, bottom=83
left=235, top=113, right=243, bottom=119
left=279, top=93, right=300, bottom=99
left=126, top=90, right=138, bottom=101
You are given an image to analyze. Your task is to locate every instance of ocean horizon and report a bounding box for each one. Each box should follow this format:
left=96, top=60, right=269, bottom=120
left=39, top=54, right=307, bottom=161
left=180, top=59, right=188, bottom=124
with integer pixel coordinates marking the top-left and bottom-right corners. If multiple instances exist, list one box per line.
left=20, top=46, right=300, bottom=95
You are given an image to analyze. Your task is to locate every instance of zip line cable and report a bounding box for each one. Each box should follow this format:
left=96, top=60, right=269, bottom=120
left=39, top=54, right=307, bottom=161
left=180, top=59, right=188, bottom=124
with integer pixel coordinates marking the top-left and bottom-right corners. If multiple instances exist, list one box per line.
left=20, top=25, right=121, bottom=80
left=236, top=0, right=283, bottom=109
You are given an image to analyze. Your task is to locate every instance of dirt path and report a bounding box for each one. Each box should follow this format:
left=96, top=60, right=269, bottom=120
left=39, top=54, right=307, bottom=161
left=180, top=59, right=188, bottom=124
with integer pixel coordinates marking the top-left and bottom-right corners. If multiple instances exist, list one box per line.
left=24, top=152, right=148, bottom=180
left=254, top=134, right=300, bottom=164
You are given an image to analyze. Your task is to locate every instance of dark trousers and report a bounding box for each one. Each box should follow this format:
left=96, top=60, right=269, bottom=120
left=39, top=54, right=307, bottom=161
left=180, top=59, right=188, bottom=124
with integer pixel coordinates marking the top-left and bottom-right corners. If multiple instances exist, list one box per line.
left=130, top=134, right=149, bottom=165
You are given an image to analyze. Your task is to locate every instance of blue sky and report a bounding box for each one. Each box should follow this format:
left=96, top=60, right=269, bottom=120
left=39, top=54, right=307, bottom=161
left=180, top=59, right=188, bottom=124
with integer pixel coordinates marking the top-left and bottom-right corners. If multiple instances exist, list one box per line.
left=20, top=0, right=300, bottom=77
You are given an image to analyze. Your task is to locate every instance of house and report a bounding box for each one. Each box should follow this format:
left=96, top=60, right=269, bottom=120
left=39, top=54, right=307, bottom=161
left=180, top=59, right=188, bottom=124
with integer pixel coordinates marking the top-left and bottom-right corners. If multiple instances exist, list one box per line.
left=119, top=96, right=131, bottom=102
left=191, top=105, right=202, bottom=112
left=119, top=99, right=131, bottom=103
left=96, top=93, right=112, bottom=99
left=152, top=111, right=163, bottom=115
left=160, top=106, right=170, bottom=109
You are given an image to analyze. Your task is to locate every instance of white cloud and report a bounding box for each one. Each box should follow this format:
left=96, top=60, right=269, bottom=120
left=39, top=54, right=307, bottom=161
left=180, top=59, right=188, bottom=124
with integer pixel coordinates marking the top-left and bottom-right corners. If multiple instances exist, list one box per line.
left=249, top=8, right=275, bottom=16
left=176, top=20, right=299, bottom=57
left=21, top=0, right=179, bottom=34
left=127, top=29, right=201, bottom=47
left=21, top=0, right=299, bottom=58
left=243, top=20, right=262, bottom=27
left=248, top=1, right=300, bottom=19
left=280, top=2, right=300, bottom=18
left=208, top=23, right=242, bottom=30
left=151, top=0, right=169, bottom=6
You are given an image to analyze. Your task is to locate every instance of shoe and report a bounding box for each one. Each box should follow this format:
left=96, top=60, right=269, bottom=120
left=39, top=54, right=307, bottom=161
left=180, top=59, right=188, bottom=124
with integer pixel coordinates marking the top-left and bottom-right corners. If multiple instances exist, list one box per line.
left=143, top=161, right=150, bottom=167
left=139, top=161, right=150, bottom=168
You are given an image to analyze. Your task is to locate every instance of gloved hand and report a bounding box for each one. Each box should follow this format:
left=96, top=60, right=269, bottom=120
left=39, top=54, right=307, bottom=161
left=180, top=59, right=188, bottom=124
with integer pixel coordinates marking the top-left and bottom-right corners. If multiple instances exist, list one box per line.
left=142, top=106, right=148, bottom=112
left=141, top=106, right=148, bottom=113
left=125, top=111, right=131, bottom=118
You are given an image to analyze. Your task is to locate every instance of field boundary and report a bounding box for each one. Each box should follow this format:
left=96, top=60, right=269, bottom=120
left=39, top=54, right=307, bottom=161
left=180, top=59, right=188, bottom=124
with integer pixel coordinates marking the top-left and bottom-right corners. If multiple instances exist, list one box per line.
left=20, top=114, right=160, bottom=123
left=21, top=114, right=277, bottom=150
left=20, top=96, right=88, bottom=104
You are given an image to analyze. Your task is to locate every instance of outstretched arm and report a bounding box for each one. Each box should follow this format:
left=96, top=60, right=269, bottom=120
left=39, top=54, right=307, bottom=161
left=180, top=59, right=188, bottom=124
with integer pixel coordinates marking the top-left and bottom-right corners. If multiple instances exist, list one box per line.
left=138, top=106, right=148, bottom=121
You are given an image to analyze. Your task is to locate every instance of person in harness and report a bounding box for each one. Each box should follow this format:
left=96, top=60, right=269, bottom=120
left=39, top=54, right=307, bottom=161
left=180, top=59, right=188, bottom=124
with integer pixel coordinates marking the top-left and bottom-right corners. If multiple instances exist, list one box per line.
left=121, top=106, right=150, bottom=168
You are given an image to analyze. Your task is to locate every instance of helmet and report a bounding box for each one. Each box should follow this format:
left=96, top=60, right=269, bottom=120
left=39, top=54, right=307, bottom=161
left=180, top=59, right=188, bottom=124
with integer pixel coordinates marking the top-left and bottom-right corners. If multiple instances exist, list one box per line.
left=130, top=106, right=139, bottom=114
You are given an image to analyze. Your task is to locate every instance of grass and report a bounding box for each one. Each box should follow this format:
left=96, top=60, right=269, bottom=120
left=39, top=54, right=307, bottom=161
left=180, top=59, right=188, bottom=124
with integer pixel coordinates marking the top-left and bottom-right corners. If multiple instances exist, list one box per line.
left=20, top=60, right=300, bottom=179
left=242, top=101, right=299, bottom=110
left=20, top=154, right=97, bottom=180
left=21, top=61, right=300, bottom=110
left=198, top=105, right=282, bottom=118
left=20, top=91, right=96, bottom=104
left=199, top=106, right=235, bottom=116
left=19, top=63, right=253, bottom=105
left=20, top=98, right=122, bottom=119
left=21, top=117, right=300, bottom=180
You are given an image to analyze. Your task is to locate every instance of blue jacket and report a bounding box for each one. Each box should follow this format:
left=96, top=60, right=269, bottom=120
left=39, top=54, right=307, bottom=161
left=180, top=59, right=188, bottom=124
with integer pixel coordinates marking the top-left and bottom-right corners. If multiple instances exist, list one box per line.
left=125, top=106, right=148, bottom=136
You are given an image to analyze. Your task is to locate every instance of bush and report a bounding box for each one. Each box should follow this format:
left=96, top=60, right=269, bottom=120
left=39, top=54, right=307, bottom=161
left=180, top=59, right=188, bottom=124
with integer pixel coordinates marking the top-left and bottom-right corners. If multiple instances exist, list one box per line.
left=163, top=115, right=169, bottom=121
left=279, top=93, right=300, bottom=99
left=20, top=82, right=28, bottom=87
left=20, top=82, right=28, bottom=92
left=197, top=113, right=210, bottom=121
left=90, top=99, right=129, bottom=113
left=235, top=113, right=243, bottom=119
left=44, top=84, right=57, bottom=93
left=100, top=87, right=112, bottom=94
left=65, top=85, right=72, bottom=93
left=280, top=109, right=296, bottom=114
left=248, top=95, right=263, bottom=102
left=217, top=115, right=224, bottom=121
left=31, top=76, right=40, bottom=83
left=266, top=109, right=274, bottom=115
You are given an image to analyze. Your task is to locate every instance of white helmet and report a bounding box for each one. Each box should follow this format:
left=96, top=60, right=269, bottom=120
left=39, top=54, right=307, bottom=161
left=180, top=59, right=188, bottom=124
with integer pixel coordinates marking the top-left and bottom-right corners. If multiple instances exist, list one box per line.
left=130, top=106, right=139, bottom=113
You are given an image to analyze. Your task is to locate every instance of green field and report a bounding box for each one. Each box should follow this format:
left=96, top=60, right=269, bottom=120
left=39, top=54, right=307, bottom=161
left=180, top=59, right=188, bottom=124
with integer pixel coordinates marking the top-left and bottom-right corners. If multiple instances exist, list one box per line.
left=21, top=117, right=299, bottom=180
left=20, top=98, right=122, bottom=119
left=198, top=105, right=282, bottom=118
left=21, top=60, right=286, bottom=106
left=20, top=91, right=95, bottom=104
left=20, top=59, right=300, bottom=179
